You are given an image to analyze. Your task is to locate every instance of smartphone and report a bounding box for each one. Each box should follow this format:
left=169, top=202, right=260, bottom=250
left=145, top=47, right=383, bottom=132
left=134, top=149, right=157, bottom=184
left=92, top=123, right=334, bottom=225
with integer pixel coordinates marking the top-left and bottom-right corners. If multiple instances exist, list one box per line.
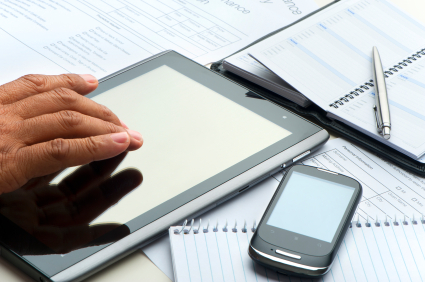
left=249, top=165, right=362, bottom=278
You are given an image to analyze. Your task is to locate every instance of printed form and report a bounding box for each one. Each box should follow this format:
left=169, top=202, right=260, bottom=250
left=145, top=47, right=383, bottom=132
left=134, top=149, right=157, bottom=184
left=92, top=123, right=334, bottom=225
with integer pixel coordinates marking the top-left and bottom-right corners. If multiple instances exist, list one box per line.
left=0, top=0, right=318, bottom=84
left=143, top=138, right=425, bottom=279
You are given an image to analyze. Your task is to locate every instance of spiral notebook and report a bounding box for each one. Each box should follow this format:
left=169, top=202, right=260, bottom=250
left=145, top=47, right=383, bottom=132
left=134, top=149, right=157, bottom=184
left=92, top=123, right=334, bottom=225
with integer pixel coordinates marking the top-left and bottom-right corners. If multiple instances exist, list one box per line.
left=169, top=217, right=425, bottom=282
left=244, top=0, right=425, bottom=160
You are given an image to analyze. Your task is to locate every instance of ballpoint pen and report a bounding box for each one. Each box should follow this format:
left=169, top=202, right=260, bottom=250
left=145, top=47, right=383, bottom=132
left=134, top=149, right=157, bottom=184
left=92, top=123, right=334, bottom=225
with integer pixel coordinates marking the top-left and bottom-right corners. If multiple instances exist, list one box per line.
left=372, top=46, right=391, bottom=140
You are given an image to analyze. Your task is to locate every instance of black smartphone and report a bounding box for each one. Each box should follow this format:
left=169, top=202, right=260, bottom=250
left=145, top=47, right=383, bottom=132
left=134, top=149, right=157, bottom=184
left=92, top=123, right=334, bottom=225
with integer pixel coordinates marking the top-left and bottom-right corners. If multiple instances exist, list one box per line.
left=249, top=165, right=362, bottom=278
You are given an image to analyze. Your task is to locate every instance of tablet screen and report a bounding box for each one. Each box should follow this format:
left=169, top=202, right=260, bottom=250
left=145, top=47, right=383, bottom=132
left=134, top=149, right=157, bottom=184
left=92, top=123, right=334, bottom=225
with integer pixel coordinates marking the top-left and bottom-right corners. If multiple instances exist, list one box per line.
left=53, top=65, right=292, bottom=225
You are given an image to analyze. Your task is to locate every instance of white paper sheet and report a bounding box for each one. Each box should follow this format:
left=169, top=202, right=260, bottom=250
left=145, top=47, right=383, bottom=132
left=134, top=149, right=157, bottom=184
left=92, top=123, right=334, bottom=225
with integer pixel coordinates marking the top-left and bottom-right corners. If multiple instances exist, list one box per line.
left=0, top=0, right=318, bottom=84
left=144, top=138, right=425, bottom=280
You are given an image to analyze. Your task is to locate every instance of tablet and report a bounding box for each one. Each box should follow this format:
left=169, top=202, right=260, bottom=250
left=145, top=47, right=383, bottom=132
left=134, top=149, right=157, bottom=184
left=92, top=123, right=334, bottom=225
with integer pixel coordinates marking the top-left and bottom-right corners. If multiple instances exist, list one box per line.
left=0, top=51, right=328, bottom=282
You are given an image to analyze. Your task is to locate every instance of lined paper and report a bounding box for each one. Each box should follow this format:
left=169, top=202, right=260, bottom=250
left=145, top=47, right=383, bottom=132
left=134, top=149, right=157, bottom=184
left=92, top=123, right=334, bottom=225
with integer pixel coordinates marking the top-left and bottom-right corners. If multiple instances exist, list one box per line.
left=170, top=219, right=425, bottom=282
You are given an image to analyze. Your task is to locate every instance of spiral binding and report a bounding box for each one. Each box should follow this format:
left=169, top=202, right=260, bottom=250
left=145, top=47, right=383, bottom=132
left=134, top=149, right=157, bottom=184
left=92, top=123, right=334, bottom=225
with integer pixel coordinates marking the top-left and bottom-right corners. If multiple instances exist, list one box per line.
left=329, top=48, right=425, bottom=109
left=174, top=219, right=257, bottom=235
left=174, top=215, right=425, bottom=235
left=350, top=214, right=425, bottom=228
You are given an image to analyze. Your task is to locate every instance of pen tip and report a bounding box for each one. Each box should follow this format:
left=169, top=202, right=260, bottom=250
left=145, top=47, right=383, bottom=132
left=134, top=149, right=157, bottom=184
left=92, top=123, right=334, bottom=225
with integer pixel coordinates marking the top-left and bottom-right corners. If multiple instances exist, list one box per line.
left=383, top=127, right=391, bottom=140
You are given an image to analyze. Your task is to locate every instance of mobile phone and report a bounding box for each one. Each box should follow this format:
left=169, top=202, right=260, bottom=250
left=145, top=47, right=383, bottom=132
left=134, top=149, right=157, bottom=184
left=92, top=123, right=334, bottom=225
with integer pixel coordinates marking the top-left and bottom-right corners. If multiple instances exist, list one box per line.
left=249, top=165, right=362, bottom=278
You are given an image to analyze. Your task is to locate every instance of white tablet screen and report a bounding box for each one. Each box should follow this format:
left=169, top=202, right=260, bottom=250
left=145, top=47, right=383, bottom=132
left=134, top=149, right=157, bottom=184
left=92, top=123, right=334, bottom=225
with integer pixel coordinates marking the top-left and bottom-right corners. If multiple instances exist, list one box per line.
left=53, top=65, right=292, bottom=224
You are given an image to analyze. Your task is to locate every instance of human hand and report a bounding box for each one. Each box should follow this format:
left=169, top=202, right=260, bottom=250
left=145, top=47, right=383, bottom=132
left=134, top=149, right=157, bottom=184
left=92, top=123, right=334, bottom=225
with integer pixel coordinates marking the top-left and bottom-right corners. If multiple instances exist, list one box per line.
left=0, top=153, right=142, bottom=255
left=0, top=74, right=143, bottom=195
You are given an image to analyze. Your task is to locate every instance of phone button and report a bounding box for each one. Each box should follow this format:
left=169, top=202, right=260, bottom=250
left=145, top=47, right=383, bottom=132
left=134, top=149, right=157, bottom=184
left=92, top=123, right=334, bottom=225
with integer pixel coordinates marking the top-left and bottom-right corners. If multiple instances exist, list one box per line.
left=276, top=249, right=301, bottom=260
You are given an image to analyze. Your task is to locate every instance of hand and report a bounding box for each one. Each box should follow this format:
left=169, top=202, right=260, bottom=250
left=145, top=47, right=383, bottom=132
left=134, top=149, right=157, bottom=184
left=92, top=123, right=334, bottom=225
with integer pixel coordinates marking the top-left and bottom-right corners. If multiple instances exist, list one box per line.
left=0, top=153, right=142, bottom=255
left=0, top=74, right=143, bottom=195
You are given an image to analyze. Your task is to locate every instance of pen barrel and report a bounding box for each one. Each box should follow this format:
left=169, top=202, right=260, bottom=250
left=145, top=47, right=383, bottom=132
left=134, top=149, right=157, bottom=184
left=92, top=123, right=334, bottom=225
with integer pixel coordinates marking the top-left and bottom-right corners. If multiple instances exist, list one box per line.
left=372, top=47, right=391, bottom=132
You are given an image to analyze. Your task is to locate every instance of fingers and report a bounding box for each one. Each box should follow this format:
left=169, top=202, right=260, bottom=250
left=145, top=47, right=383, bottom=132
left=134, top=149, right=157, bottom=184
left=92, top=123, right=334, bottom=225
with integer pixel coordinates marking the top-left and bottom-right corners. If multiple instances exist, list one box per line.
left=56, top=153, right=128, bottom=196
left=0, top=74, right=98, bottom=105
left=17, top=132, right=137, bottom=181
left=16, top=111, right=142, bottom=149
left=83, top=224, right=130, bottom=247
left=38, top=169, right=142, bottom=226
left=20, top=170, right=64, bottom=192
left=31, top=153, right=127, bottom=207
left=33, top=224, right=130, bottom=254
left=9, top=88, right=121, bottom=126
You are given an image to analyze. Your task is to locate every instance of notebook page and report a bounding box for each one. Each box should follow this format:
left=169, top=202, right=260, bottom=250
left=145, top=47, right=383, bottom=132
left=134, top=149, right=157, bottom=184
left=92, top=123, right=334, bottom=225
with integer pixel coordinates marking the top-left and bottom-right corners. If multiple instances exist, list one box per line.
left=329, top=56, right=425, bottom=159
left=249, top=0, right=425, bottom=110
left=170, top=219, right=425, bottom=282
left=169, top=226, right=287, bottom=282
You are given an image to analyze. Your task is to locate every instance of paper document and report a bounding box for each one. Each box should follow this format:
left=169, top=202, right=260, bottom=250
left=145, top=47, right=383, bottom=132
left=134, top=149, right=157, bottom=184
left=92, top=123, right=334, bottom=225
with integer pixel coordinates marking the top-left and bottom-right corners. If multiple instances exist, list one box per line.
left=144, top=138, right=425, bottom=280
left=248, top=0, right=425, bottom=159
left=0, top=0, right=318, bottom=85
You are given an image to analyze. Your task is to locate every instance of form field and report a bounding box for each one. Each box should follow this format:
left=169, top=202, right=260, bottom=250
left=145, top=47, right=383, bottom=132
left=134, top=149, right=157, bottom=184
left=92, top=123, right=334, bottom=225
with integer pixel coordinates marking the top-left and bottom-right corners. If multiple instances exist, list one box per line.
left=125, top=0, right=165, bottom=18
left=179, top=8, right=214, bottom=28
left=168, top=11, right=188, bottom=23
left=210, top=26, right=240, bottom=43
left=200, top=30, right=229, bottom=47
left=158, top=15, right=179, bottom=26
left=145, top=0, right=175, bottom=14
left=158, top=29, right=207, bottom=56
left=102, top=0, right=126, bottom=9
left=172, top=23, right=197, bottom=37
left=190, top=34, right=220, bottom=51
left=88, top=0, right=116, bottom=13
left=182, top=19, right=205, bottom=33
left=115, top=10, right=164, bottom=32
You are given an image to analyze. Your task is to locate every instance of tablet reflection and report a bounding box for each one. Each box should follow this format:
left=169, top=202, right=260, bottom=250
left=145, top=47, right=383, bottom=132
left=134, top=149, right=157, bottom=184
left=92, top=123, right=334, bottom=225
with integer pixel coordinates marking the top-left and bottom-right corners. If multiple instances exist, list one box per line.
left=0, top=153, right=142, bottom=255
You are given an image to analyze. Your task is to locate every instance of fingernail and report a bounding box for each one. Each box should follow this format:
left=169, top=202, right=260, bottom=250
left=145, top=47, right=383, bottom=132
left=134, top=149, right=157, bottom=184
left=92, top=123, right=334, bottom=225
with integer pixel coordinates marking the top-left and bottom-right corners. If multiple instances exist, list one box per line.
left=127, top=130, right=143, bottom=141
left=111, top=132, right=129, bottom=143
left=120, top=120, right=129, bottom=129
left=78, top=74, right=97, bottom=83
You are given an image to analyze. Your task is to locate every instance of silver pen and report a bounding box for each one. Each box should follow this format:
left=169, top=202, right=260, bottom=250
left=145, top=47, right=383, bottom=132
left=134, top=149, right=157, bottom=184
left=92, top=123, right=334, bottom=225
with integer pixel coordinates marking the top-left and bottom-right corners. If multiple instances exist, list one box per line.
left=372, top=46, right=391, bottom=140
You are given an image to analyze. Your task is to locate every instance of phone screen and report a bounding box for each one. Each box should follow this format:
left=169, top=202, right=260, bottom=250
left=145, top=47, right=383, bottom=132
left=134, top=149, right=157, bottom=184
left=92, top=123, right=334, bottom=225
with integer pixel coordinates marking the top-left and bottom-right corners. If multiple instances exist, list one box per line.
left=267, top=171, right=355, bottom=243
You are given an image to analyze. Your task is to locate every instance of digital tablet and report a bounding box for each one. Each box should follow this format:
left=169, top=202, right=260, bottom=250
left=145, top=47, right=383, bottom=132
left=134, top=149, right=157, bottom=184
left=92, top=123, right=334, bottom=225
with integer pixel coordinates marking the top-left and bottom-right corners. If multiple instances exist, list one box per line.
left=0, top=51, right=328, bottom=282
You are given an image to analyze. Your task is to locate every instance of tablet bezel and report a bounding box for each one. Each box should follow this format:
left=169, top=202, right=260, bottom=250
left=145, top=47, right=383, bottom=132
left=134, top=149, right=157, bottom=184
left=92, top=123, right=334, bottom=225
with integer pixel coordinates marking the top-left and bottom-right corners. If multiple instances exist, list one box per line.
left=0, top=51, right=328, bottom=280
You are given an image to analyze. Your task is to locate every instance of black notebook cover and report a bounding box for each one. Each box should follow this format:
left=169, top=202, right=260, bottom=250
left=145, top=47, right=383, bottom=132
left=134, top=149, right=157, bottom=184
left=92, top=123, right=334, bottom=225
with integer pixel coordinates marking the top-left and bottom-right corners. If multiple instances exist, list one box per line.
left=210, top=61, right=425, bottom=176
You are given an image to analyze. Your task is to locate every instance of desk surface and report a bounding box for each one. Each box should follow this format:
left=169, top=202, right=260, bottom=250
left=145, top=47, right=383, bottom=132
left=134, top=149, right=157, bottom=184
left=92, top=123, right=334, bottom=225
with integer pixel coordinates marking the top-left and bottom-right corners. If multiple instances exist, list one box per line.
left=1, top=0, right=424, bottom=281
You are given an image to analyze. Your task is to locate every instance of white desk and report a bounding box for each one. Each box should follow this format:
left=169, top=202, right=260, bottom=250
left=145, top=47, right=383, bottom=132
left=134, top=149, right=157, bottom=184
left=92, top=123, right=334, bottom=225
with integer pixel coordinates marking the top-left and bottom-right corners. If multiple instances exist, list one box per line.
left=1, top=0, right=424, bottom=280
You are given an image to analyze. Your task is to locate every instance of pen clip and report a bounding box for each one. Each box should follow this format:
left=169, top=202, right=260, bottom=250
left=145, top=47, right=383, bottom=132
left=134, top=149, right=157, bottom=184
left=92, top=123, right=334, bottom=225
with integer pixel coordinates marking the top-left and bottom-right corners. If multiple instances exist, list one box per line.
left=373, top=105, right=382, bottom=134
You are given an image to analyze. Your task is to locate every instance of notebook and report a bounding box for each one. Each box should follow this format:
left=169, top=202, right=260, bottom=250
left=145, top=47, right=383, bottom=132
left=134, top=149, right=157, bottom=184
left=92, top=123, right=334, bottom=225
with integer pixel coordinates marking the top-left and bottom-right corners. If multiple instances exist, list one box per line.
left=222, top=53, right=312, bottom=107
left=224, top=0, right=425, bottom=160
left=169, top=217, right=425, bottom=282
